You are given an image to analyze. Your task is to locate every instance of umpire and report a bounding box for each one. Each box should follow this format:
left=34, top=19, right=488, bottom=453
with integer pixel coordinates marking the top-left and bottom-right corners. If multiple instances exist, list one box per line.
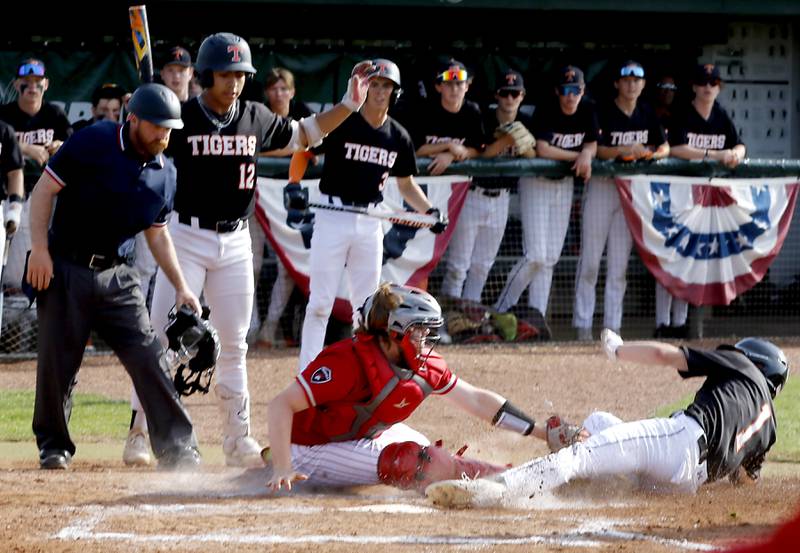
left=26, top=84, right=201, bottom=470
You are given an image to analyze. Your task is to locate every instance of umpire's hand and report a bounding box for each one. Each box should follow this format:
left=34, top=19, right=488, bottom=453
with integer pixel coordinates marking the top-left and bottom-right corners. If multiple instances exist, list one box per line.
left=27, top=246, right=54, bottom=291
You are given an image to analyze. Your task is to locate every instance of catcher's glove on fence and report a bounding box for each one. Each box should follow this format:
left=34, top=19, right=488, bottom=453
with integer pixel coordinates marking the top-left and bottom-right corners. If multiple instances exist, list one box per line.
left=601, top=328, right=624, bottom=362
left=494, top=121, right=536, bottom=155
left=545, top=415, right=583, bottom=453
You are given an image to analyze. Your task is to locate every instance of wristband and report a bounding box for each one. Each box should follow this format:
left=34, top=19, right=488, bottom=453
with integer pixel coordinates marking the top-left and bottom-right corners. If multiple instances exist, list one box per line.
left=8, top=193, right=23, bottom=204
left=492, top=400, right=535, bottom=436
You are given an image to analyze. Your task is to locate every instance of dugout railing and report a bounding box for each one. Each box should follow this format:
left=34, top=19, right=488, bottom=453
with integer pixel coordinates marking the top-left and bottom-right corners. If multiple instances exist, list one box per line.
left=1, top=158, right=798, bottom=358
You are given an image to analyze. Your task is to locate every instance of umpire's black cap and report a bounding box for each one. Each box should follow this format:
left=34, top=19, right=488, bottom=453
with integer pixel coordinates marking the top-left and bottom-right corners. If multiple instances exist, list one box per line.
left=128, top=83, right=183, bottom=129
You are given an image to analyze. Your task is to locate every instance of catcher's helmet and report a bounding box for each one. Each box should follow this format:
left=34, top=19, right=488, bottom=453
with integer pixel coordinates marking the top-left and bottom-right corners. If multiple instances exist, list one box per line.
left=732, top=338, right=789, bottom=397
left=359, top=283, right=443, bottom=334
left=195, top=32, right=256, bottom=88
left=127, top=83, right=183, bottom=129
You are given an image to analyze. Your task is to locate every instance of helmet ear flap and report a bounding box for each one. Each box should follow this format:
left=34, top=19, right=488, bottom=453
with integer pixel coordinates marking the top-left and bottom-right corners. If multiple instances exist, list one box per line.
left=390, top=86, right=403, bottom=106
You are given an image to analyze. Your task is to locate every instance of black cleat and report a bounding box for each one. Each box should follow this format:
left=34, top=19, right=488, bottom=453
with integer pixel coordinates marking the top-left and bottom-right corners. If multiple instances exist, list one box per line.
left=39, top=450, right=71, bottom=470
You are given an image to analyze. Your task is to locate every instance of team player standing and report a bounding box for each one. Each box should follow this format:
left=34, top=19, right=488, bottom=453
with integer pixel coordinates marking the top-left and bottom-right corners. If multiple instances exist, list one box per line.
left=128, top=32, right=374, bottom=468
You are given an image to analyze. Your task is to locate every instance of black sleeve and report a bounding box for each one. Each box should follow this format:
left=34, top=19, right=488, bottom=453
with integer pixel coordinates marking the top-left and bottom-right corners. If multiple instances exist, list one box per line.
left=463, top=101, right=485, bottom=150
left=531, top=106, right=554, bottom=143
left=583, top=101, right=600, bottom=143
left=52, top=104, right=73, bottom=141
left=668, top=110, right=689, bottom=146
left=258, top=103, right=294, bottom=152
left=722, top=110, right=744, bottom=148
left=0, top=124, right=23, bottom=174
left=390, top=127, right=418, bottom=178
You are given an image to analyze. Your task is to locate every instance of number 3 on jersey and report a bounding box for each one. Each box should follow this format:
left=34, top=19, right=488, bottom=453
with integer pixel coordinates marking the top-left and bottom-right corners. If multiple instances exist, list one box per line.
left=238, top=162, right=256, bottom=189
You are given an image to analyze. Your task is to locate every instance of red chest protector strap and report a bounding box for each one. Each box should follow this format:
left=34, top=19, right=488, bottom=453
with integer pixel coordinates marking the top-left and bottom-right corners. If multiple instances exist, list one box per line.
left=329, top=336, right=434, bottom=442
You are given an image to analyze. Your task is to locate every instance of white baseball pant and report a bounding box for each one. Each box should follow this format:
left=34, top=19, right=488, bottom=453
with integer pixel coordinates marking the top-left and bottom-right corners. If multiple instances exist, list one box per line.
left=248, top=213, right=294, bottom=336
left=1, top=197, right=31, bottom=288
left=298, top=206, right=382, bottom=372
left=655, top=283, right=689, bottom=327
left=500, top=411, right=708, bottom=497
left=289, top=423, right=429, bottom=487
left=573, top=177, right=633, bottom=331
left=441, top=187, right=510, bottom=302
left=494, top=176, right=573, bottom=315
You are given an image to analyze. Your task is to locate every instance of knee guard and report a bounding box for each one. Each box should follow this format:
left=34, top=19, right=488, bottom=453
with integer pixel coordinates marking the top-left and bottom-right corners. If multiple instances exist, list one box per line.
left=377, top=440, right=508, bottom=492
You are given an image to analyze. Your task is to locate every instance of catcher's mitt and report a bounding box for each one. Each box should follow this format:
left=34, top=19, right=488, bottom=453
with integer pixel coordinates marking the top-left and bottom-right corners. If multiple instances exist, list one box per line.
left=545, top=415, right=583, bottom=453
left=495, top=121, right=536, bottom=155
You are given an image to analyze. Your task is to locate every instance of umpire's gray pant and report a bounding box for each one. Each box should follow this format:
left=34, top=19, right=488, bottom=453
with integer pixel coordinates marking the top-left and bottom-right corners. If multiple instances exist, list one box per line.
left=32, top=256, right=198, bottom=461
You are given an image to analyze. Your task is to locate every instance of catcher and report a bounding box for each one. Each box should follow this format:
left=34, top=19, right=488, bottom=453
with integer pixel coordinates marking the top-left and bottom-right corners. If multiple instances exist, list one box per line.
left=427, top=329, right=788, bottom=508
left=265, top=282, right=583, bottom=492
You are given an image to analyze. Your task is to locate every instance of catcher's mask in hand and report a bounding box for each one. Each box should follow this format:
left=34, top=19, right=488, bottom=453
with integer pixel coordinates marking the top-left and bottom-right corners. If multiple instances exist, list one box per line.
left=164, top=305, right=221, bottom=396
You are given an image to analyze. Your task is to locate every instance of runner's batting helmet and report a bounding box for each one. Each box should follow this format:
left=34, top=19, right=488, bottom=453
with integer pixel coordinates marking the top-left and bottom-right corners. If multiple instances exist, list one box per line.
left=127, top=83, right=183, bottom=129
left=733, top=338, right=789, bottom=397
left=195, top=32, right=256, bottom=88
left=370, top=58, right=402, bottom=104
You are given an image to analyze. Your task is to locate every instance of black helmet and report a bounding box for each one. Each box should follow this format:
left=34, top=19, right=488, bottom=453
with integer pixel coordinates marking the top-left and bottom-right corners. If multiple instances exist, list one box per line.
left=127, top=83, right=183, bottom=129
left=734, top=338, right=789, bottom=397
left=367, top=58, right=402, bottom=104
left=195, top=33, right=256, bottom=75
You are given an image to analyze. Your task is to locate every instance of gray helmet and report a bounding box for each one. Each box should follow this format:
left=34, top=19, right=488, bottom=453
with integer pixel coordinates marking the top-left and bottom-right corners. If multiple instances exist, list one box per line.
left=359, top=283, right=443, bottom=334
left=127, top=83, right=183, bottom=129
left=733, top=338, right=789, bottom=397
left=371, top=58, right=403, bottom=104
left=195, top=33, right=256, bottom=75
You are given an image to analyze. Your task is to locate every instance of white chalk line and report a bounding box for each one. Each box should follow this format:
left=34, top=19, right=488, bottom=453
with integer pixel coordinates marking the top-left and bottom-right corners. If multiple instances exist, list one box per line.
left=54, top=502, right=715, bottom=550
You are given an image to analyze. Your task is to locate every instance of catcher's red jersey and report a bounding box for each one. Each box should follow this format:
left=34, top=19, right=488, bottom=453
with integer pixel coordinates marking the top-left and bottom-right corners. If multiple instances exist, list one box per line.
left=293, top=334, right=457, bottom=446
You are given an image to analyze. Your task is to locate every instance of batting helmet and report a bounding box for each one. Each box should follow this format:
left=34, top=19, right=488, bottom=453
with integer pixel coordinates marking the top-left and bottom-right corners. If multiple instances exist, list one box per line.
left=195, top=32, right=256, bottom=88
left=730, top=338, right=789, bottom=397
left=127, top=83, right=183, bottom=129
left=164, top=305, right=220, bottom=396
left=370, top=58, right=402, bottom=104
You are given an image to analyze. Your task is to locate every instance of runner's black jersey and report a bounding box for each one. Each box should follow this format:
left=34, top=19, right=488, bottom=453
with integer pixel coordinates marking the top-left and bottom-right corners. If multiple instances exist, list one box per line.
left=598, top=100, right=666, bottom=147
left=404, top=99, right=484, bottom=151
left=167, top=97, right=294, bottom=221
left=668, top=101, right=743, bottom=150
left=313, top=112, right=417, bottom=204
left=680, top=346, right=776, bottom=482
left=532, top=99, right=599, bottom=152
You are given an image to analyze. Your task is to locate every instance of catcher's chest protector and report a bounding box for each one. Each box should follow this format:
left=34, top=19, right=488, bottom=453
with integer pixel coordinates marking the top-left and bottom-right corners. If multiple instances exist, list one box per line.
left=325, top=337, right=435, bottom=442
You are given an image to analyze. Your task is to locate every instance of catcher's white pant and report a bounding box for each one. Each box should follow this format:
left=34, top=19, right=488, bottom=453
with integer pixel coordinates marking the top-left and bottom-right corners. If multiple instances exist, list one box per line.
left=494, top=176, right=573, bottom=315
left=655, top=283, right=689, bottom=327
left=150, top=215, right=254, bottom=395
left=573, top=177, right=633, bottom=331
left=441, top=187, right=510, bottom=303
left=289, top=423, right=428, bottom=487
left=248, top=213, right=294, bottom=333
left=298, top=207, right=382, bottom=372
left=1, top=197, right=31, bottom=288
left=500, top=411, right=708, bottom=497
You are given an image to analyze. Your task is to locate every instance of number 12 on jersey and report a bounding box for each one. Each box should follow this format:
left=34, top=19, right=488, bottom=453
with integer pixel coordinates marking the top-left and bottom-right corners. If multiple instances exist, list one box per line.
left=238, top=162, right=256, bottom=190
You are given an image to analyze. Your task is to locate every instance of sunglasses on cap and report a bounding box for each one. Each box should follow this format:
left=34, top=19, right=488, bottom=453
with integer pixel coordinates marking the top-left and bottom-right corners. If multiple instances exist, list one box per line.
left=620, top=65, right=645, bottom=78
left=558, top=84, right=583, bottom=96
left=656, top=82, right=677, bottom=91
left=497, top=89, right=522, bottom=98
left=18, top=62, right=45, bottom=77
left=439, top=69, right=468, bottom=82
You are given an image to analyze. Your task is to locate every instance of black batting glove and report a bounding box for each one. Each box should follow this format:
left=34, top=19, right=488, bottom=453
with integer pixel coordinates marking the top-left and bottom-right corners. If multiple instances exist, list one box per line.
left=283, top=182, right=308, bottom=211
left=426, top=207, right=448, bottom=234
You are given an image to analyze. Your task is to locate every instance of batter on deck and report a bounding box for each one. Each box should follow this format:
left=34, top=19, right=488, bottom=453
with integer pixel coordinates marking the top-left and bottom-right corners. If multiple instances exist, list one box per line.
left=427, top=329, right=787, bottom=508
left=128, top=32, right=373, bottom=468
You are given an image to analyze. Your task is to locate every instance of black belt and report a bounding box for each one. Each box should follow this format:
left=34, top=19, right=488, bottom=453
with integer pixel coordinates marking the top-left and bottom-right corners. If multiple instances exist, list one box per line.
left=469, top=184, right=506, bottom=198
left=697, top=435, right=708, bottom=464
left=178, top=213, right=248, bottom=233
left=57, top=251, right=124, bottom=271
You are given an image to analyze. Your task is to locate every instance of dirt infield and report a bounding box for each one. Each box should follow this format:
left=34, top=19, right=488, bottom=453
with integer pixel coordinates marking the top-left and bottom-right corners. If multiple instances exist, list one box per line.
left=1, top=340, right=799, bottom=552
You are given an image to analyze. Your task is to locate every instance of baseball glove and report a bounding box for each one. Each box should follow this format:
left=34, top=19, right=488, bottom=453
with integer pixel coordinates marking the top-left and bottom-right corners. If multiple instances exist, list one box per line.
left=495, top=121, right=536, bottom=155
left=545, top=415, right=583, bottom=453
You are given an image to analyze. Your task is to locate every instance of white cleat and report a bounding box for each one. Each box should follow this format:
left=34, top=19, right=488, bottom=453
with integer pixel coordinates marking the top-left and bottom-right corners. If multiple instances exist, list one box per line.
left=224, top=435, right=265, bottom=468
left=123, top=429, right=152, bottom=467
left=425, top=477, right=507, bottom=509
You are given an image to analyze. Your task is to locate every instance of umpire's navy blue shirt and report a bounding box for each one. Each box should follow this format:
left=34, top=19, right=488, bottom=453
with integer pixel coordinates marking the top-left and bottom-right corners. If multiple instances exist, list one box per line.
left=44, top=121, right=175, bottom=257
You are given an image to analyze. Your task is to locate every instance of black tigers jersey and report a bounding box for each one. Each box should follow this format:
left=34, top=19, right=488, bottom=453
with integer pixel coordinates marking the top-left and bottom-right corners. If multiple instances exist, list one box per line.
left=0, top=101, right=72, bottom=190
left=313, top=113, right=417, bottom=204
left=167, top=97, right=294, bottom=221
left=0, top=120, right=23, bottom=197
left=403, top=99, right=485, bottom=151
left=532, top=98, right=599, bottom=152
left=472, top=109, right=534, bottom=190
left=598, top=100, right=666, bottom=147
left=668, top=101, right=743, bottom=150
left=680, top=346, right=776, bottom=483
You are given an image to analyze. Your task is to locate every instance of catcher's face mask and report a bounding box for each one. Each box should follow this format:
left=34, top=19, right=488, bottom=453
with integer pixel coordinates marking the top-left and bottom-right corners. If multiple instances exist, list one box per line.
left=396, top=323, right=440, bottom=370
